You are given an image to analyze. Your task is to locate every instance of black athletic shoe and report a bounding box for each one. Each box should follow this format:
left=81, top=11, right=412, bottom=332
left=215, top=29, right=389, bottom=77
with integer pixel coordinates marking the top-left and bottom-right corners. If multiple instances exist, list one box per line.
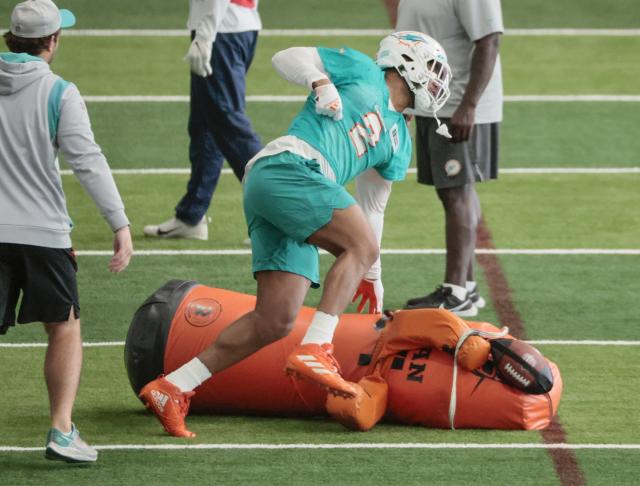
left=404, top=285, right=478, bottom=317
left=467, top=284, right=486, bottom=309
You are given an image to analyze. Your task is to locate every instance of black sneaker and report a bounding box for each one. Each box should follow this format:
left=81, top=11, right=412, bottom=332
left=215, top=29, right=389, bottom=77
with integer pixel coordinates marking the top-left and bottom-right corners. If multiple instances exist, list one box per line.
left=404, top=285, right=478, bottom=317
left=467, top=284, right=486, bottom=309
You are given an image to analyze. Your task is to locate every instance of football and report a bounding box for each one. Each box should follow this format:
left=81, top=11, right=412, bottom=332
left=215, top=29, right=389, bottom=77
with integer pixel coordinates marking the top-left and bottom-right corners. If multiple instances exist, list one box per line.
left=490, top=338, right=554, bottom=394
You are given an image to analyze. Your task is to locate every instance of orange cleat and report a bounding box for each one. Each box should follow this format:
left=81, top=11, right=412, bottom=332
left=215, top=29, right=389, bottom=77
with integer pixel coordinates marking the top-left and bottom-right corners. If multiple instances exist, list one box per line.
left=139, top=376, right=196, bottom=438
left=285, top=343, right=357, bottom=398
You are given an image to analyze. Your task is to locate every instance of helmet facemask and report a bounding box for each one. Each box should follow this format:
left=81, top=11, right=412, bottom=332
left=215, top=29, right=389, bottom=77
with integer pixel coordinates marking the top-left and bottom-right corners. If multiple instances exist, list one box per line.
left=401, top=58, right=451, bottom=116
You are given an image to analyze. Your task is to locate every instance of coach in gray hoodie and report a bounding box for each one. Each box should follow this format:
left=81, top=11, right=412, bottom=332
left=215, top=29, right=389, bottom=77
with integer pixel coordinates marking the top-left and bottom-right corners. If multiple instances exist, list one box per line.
left=0, top=0, right=133, bottom=463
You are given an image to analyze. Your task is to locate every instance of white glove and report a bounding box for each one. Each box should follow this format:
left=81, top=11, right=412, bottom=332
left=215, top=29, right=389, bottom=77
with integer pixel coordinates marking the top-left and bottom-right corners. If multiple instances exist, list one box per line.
left=314, top=83, right=343, bottom=121
left=185, top=38, right=213, bottom=77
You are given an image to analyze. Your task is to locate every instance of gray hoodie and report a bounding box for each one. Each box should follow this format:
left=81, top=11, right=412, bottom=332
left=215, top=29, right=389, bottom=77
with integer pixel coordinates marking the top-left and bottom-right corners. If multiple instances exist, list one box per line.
left=0, top=52, right=129, bottom=248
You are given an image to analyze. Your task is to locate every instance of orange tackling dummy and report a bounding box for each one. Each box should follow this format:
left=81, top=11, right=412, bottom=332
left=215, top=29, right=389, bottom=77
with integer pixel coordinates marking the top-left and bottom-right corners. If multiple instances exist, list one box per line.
left=125, top=280, right=562, bottom=431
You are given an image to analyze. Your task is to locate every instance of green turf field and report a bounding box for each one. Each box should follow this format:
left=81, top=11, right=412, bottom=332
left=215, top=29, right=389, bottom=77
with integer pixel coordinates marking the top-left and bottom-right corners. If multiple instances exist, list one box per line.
left=46, top=36, right=640, bottom=96
left=1, top=0, right=639, bottom=484
left=87, top=102, right=640, bottom=169
left=1, top=0, right=638, bottom=29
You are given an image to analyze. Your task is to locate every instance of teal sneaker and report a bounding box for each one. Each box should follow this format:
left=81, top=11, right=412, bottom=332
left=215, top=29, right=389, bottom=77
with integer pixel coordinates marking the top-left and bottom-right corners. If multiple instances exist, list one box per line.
left=45, top=424, right=98, bottom=463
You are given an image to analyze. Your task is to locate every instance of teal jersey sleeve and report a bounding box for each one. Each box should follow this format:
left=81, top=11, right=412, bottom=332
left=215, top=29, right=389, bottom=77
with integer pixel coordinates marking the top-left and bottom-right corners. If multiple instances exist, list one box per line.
left=287, top=47, right=412, bottom=185
left=317, top=47, right=381, bottom=87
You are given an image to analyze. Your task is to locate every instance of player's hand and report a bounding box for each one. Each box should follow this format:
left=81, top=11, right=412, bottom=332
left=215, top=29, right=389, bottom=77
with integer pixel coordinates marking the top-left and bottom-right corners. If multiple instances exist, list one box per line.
left=352, top=279, right=384, bottom=314
left=185, top=38, right=213, bottom=77
left=314, top=82, right=343, bottom=121
left=450, top=102, right=475, bottom=143
left=109, top=225, right=133, bottom=273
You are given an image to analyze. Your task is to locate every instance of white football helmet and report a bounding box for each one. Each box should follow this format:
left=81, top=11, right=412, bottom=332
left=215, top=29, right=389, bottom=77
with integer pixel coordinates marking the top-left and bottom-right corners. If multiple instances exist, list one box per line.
left=376, top=31, right=451, bottom=116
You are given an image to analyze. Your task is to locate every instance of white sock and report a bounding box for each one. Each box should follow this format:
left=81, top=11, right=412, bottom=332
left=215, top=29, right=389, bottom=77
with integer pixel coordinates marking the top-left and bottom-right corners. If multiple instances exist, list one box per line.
left=443, top=283, right=468, bottom=301
left=301, top=311, right=339, bottom=345
left=465, top=281, right=476, bottom=292
left=165, top=357, right=212, bottom=392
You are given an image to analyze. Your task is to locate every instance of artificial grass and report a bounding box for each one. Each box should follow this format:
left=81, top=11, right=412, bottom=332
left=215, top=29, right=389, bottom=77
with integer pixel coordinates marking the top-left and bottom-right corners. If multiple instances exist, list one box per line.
left=0, top=252, right=490, bottom=342
left=499, top=256, right=640, bottom=340
left=499, top=103, right=640, bottom=168
left=0, top=449, right=562, bottom=486
left=83, top=101, right=640, bottom=170
left=85, top=101, right=297, bottom=169
left=7, top=343, right=640, bottom=444
left=4, top=252, right=638, bottom=344
left=501, top=0, right=640, bottom=29
left=1, top=344, right=637, bottom=485
left=0, top=0, right=391, bottom=30
left=574, top=451, right=640, bottom=486
left=499, top=37, right=640, bottom=95
left=543, top=347, right=640, bottom=444
left=1, top=2, right=638, bottom=483
left=1, top=346, right=545, bottom=447
left=386, top=173, right=640, bottom=249
left=58, top=173, right=640, bottom=251
left=1, top=0, right=638, bottom=29
left=4, top=449, right=636, bottom=485
left=476, top=174, right=640, bottom=249
left=48, top=36, right=640, bottom=96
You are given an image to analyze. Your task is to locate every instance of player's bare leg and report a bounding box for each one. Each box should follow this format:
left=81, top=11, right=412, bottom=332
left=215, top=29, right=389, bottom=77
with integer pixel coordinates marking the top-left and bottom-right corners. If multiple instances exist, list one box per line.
left=466, top=186, right=482, bottom=283
left=139, top=271, right=310, bottom=437
left=197, top=271, right=311, bottom=372
left=44, top=309, right=82, bottom=434
left=309, top=205, right=379, bottom=314
left=43, top=310, right=97, bottom=462
left=465, top=185, right=486, bottom=308
left=437, top=183, right=477, bottom=288
left=286, top=205, right=379, bottom=397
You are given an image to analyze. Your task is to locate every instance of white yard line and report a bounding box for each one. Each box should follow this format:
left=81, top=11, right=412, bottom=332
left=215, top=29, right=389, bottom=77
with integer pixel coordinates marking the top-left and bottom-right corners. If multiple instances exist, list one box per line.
left=2, top=442, right=639, bottom=452
left=1, top=340, right=638, bottom=349
left=108, top=168, right=191, bottom=175
left=497, top=168, right=640, bottom=174
left=63, top=249, right=640, bottom=257
left=60, top=167, right=640, bottom=176
left=84, top=95, right=189, bottom=102
left=64, top=29, right=640, bottom=37
left=528, top=340, right=640, bottom=346
left=506, top=28, right=640, bottom=36
left=0, top=341, right=125, bottom=348
left=504, top=95, right=640, bottom=102
left=385, top=249, right=640, bottom=255
left=82, top=95, right=640, bottom=103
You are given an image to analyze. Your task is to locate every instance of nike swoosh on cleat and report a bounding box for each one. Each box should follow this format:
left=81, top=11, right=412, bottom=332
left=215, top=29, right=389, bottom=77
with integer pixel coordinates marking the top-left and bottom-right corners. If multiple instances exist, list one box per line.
left=156, top=228, right=180, bottom=236
left=450, top=303, right=471, bottom=312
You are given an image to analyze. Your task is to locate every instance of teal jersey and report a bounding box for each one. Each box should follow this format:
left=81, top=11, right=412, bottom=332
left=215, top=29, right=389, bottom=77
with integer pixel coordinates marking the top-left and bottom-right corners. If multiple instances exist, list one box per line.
left=287, top=47, right=412, bottom=186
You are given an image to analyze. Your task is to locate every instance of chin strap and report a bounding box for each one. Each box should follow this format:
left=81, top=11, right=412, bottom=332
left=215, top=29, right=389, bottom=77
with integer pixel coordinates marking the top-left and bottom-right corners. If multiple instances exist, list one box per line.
left=448, top=326, right=509, bottom=430
left=435, top=116, right=452, bottom=138
left=402, top=106, right=452, bottom=139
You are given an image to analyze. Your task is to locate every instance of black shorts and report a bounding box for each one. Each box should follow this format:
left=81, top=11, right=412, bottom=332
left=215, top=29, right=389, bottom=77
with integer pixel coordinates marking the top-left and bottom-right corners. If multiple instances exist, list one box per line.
left=0, top=243, right=80, bottom=335
left=415, top=117, right=500, bottom=189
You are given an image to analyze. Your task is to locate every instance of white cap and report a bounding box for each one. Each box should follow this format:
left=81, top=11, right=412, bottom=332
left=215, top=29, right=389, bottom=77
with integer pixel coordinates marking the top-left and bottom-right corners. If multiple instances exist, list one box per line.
left=10, top=0, right=76, bottom=38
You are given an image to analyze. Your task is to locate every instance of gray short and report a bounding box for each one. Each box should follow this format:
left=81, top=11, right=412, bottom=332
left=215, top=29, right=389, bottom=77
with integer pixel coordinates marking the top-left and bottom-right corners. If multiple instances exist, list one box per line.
left=415, top=117, right=500, bottom=188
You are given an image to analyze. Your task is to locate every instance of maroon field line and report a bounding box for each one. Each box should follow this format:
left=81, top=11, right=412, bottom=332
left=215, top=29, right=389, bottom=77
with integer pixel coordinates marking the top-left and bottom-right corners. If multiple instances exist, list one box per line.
left=477, top=219, right=586, bottom=486
left=380, top=0, right=588, bottom=480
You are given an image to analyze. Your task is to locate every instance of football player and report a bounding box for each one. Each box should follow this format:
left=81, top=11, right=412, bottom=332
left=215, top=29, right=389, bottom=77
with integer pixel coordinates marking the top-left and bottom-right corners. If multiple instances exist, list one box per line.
left=139, top=32, right=451, bottom=437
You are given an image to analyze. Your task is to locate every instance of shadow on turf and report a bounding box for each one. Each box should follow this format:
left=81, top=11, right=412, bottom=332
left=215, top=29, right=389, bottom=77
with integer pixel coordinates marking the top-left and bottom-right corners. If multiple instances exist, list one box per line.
left=0, top=456, right=95, bottom=471
left=78, top=404, right=399, bottom=440
left=73, top=405, right=537, bottom=445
